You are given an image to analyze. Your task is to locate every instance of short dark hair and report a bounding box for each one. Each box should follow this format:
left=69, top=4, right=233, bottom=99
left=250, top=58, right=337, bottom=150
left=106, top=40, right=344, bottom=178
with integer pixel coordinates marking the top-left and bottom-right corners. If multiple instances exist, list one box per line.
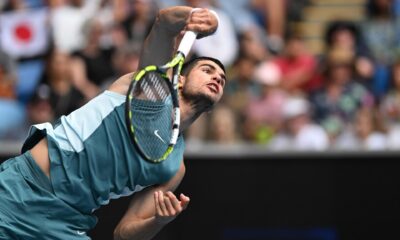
left=181, top=56, right=225, bottom=76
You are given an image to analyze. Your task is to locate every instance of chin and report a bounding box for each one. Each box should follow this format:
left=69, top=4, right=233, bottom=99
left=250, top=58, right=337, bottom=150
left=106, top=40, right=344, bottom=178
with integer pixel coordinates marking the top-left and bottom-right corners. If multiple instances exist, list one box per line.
left=194, top=92, right=217, bottom=110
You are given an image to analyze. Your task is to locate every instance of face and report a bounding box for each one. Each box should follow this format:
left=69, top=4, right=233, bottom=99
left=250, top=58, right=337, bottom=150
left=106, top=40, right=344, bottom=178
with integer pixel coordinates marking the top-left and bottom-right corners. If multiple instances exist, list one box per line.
left=180, top=60, right=226, bottom=108
left=285, top=38, right=304, bottom=58
left=328, top=64, right=353, bottom=85
left=333, top=29, right=356, bottom=49
left=49, top=51, right=70, bottom=78
left=355, top=109, right=373, bottom=139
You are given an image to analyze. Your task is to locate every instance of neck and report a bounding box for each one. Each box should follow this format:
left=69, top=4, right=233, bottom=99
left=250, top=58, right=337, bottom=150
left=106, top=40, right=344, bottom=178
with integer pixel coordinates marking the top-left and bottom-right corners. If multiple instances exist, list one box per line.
left=179, top=94, right=212, bottom=132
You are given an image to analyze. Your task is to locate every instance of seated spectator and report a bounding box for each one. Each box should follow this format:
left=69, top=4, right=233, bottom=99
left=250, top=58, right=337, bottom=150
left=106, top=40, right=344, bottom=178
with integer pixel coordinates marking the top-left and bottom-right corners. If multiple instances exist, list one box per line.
left=324, top=20, right=374, bottom=87
left=238, top=27, right=269, bottom=63
left=273, top=34, right=319, bottom=94
left=102, top=43, right=141, bottom=90
left=268, top=96, right=329, bottom=151
left=380, top=59, right=400, bottom=126
left=334, top=107, right=387, bottom=151
left=208, top=104, right=238, bottom=144
left=387, top=124, right=400, bottom=150
left=70, top=18, right=115, bottom=99
left=222, top=56, right=262, bottom=137
left=310, top=48, right=374, bottom=142
left=243, top=61, right=287, bottom=143
left=4, top=84, right=55, bottom=141
left=40, top=49, right=85, bottom=118
left=361, top=0, right=400, bottom=99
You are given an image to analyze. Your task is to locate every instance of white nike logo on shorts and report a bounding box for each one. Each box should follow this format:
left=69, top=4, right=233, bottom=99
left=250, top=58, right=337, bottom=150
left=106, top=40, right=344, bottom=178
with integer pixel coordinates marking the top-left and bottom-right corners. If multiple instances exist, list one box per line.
left=77, top=231, right=86, bottom=235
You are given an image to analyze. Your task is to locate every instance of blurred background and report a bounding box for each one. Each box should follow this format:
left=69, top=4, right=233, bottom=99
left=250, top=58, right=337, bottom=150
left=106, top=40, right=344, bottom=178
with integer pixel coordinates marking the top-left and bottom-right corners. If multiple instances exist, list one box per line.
left=1, top=0, right=400, bottom=239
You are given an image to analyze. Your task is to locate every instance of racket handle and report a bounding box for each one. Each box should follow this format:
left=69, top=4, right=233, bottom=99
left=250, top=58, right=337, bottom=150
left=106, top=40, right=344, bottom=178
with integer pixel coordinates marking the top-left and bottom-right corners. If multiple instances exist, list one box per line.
left=177, top=9, right=219, bottom=57
left=177, top=31, right=197, bottom=57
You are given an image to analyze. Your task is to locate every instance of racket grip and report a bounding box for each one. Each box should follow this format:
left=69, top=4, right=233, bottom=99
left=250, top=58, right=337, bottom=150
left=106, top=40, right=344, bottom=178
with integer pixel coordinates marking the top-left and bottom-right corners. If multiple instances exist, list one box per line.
left=177, top=31, right=197, bottom=57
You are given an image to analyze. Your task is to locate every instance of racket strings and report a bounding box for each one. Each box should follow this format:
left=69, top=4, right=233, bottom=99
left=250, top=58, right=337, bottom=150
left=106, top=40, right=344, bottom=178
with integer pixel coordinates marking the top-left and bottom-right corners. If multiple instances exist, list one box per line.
left=138, top=72, right=170, bottom=102
left=129, top=71, right=175, bottom=159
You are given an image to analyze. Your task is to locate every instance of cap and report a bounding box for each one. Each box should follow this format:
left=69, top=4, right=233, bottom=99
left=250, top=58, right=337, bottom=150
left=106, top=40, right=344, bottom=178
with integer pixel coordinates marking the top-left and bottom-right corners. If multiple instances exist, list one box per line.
left=282, top=97, right=310, bottom=119
left=253, top=61, right=281, bottom=86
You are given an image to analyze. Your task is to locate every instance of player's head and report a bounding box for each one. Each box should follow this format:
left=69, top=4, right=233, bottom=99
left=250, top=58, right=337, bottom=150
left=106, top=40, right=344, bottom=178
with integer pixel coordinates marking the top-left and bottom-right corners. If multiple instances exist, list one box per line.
left=179, top=56, right=226, bottom=110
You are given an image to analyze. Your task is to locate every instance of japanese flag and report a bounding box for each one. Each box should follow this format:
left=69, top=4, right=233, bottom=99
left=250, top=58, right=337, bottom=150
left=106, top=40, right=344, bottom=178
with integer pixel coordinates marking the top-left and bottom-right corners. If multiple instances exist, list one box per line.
left=0, top=9, right=49, bottom=59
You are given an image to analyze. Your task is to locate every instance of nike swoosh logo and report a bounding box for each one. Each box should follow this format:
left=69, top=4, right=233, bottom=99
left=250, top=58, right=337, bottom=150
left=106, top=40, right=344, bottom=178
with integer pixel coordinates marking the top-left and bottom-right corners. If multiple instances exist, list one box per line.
left=77, top=231, right=86, bottom=235
left=154, top=130, right=166, bottom=143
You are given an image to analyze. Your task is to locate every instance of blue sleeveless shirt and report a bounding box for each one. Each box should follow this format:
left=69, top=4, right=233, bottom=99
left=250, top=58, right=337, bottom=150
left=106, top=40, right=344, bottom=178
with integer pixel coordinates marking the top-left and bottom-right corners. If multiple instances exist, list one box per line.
left=22, top=90, right=185, bottom=215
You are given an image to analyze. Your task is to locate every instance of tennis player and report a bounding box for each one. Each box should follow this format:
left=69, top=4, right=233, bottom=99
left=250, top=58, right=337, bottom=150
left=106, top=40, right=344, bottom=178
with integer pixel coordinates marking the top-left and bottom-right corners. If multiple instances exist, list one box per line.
left=0, top=6, right=226, bottom=240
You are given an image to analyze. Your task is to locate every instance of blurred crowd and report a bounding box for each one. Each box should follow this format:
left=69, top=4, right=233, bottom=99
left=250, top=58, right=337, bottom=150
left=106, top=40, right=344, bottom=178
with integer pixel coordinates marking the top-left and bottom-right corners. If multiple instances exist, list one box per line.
left=1, top=0, right=400, bottom=151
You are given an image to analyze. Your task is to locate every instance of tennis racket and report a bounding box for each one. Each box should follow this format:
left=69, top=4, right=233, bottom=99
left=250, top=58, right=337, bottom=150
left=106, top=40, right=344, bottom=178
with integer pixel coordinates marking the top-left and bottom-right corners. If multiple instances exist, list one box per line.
left=125, top=9, right=218, bottom=163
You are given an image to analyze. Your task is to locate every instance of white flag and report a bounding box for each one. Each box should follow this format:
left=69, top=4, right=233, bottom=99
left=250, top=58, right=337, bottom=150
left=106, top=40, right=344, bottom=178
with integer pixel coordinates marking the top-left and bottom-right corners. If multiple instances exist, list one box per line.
left=0, top=9, right=49, bottom=58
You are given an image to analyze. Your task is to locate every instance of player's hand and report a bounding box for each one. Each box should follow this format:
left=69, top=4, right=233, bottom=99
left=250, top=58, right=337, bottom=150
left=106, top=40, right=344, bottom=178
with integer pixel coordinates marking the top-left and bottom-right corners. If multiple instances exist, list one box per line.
left=186, top=8, right=218, bottom=39
left=154, top=190, right=190, bottom=224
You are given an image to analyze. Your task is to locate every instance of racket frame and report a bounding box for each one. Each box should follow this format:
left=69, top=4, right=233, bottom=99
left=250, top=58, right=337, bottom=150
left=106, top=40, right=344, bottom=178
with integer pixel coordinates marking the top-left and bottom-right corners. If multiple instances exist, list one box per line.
left=125, top=53, right=185, bottom=163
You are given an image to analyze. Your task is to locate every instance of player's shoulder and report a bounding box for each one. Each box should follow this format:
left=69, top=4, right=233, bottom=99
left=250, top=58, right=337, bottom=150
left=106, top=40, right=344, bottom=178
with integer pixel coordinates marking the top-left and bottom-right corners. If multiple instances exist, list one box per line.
left=108, top=72, right=135, bottom=96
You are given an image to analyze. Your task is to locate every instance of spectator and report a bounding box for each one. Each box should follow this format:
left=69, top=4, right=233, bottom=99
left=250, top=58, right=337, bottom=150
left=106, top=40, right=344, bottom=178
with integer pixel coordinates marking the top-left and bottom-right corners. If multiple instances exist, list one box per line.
left=324, top=20, right=374, bottom=86
left=50, top=0, right=102, bottom=53
left=334, top=107, right=387, bottom=150
left=92, top=0, right=128, bottom=49
left=273, top=34, right=319, bottom=94
left=268, top=96, right=329, bottom=151
left=39, top=49, right=85, bottom=118
left=208, top=104, right=238, bottom=143
left=70, top=18, right=115, bottom=99
left=0, top=0, right=27, bottom=11
left=310, top=48, right=375, bottom=142
left=244, top=61, right=287, bottom=143
left=6, top=83, right=55, bottom=141
left=120, top=0, right=159, bottom=48
left=222, top=56, right=261, bottom=137
left=102, top=43, right=141, bottom=90
left=361, top=0, right=400, bottom=98
left=238, top=27, right=269, bottom=63
left=380, top=59, right=400, bottom=125
left=26, top=84, right=54, bottom=124
left=0, top=50, right=17, bottom=99
left=387, top=124, right=400, bottom=150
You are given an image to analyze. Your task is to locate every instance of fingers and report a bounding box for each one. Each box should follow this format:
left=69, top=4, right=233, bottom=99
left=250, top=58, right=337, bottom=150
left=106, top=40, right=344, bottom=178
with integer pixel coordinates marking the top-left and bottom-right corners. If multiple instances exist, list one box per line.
left=157, top=190, right=169, bottom=216
left=154, top=191, right=163, bottom=216
left=154, top=191, right=190, bottom=218
left=180, top=193, right=190, bottom=210
left=186, top=8, right=218, bottom=37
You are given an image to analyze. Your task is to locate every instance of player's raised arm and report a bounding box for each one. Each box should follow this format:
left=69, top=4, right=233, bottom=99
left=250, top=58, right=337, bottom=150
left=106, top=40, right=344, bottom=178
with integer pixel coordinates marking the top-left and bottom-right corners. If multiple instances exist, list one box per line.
left=139, top=6, right=219, bottom=68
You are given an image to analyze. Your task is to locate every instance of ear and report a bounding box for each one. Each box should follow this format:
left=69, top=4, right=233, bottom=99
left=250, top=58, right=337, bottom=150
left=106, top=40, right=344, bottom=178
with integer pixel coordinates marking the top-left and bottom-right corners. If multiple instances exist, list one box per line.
left=178, top=75, right=185, bottom=89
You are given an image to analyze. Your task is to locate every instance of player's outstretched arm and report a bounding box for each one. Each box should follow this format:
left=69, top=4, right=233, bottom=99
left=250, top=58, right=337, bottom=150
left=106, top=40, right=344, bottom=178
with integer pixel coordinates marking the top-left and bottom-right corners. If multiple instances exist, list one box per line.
left=113, top=163, right=188, bottom=240
left=108, top=5, right=218, bottom=95
left=139, top=5, right=219, bottom=68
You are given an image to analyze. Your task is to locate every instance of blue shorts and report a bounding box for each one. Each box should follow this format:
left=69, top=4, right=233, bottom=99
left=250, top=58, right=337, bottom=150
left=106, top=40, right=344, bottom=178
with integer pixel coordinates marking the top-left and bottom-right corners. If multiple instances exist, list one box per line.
left=0, top=152, right=95, bottom=240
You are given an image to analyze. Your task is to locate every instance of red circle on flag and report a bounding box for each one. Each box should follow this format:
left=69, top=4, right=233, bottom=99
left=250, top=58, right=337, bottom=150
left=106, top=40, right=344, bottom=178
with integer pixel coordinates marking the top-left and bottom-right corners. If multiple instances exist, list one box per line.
left=14, top=23, right=32, bottom=43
